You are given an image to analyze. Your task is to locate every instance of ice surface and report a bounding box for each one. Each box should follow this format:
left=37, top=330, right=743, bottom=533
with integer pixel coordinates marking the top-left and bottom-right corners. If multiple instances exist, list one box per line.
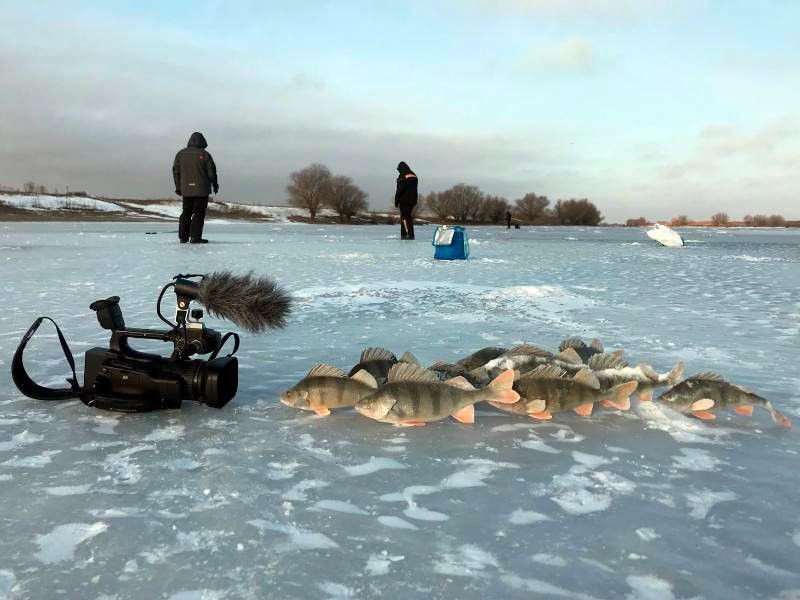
left=1, top=222, right=799, bottom=598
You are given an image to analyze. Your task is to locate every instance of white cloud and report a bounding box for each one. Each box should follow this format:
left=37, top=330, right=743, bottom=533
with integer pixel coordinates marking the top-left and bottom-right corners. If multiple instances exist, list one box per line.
left=521, top=37, right=595, bottom=72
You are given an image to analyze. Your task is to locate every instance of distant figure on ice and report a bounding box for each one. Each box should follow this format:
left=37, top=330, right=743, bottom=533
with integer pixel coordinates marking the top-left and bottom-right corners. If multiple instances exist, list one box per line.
left=173, top=132, right=219, bottom=244
left=506, top=210, right=512, bottom=229
left=395, top=161, right=418, bottom=240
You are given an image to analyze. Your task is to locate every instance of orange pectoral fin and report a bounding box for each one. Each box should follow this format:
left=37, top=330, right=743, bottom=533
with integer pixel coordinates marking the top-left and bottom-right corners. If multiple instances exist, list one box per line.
left=692, top=411, right=716, bottom=421
left=397, top=421, right=427, bottom=427
left=314, top=407, right=331, bottom=416
left=601, top=399, right=614, bottom=408
left=735, top=406, right=753, bottom=416
left=639, top=392, right=653, bottom=402
left=529, top=411, right=552, bottom=420
left=451, top=404, right=475, bottom=424
left=574, top=403, right=593, bottom=417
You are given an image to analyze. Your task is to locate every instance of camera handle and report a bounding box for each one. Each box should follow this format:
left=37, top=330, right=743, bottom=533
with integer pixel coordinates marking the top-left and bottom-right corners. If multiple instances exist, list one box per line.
left=11, top=316, right=93, bottom=404
left=109, top=328, right=174, bottom=359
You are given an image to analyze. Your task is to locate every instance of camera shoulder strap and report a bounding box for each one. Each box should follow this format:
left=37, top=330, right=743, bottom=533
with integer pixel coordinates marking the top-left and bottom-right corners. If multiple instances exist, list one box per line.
left=11, top=316, right=93, bottom=404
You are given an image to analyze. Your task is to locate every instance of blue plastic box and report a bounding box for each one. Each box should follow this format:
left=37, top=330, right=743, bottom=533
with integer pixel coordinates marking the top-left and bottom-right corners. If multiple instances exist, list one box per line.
left=432, top=225, right=470, bottom=260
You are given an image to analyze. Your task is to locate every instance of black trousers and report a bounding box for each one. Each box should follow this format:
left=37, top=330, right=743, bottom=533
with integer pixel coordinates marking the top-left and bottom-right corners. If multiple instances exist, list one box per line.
left=179, top=196, right=208, bottom=241
left=399, top=205, right=415, bottom=239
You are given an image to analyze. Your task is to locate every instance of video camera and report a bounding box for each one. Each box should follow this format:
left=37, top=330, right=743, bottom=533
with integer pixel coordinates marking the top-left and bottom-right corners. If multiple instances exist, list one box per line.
left=12, top=272, right=291, bottom=412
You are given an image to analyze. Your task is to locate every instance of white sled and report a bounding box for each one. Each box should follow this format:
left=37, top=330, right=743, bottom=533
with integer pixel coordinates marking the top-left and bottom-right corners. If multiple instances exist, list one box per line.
left=646, top=223, right=684, bottom=247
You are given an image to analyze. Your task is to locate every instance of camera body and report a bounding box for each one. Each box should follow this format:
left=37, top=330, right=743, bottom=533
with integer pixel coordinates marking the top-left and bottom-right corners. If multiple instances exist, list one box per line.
left=83, top=289, right=238, bottom=412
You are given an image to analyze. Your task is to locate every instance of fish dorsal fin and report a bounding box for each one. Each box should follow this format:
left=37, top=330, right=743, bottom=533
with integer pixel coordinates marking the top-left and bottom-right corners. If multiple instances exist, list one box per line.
left=507, top=344, right=552, bottom=357
left=360, top=347, right=397, bottom=362
left=558, top=348, right=583, bottom=365
left=588, top=352, right=628, bottom=370
left=590, top=338, right=604, bottom=352
left=429, top=360, right=451, bottom=369
left=573, top=368, right=601, bottom=390
left=522, top=364, right=567, bottom=380
left=690, top=372, right=723, bottom=382
left=307, top=364, right=345, bottom=378
left=399, top=351, right=420, bottom=365
left=445, top=376, right=475, bottom=391
left=558, top=337, right=586, bottom=352
left=350, top=369, right=378, bottom=388
left=388, top=362, right=439, bottom=383
left=611, top=349, right=625, bottom=361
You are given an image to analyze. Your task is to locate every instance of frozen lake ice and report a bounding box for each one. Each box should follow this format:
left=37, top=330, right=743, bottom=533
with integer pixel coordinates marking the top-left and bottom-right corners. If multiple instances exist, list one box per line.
left=1, top=221, right=799, bottom=599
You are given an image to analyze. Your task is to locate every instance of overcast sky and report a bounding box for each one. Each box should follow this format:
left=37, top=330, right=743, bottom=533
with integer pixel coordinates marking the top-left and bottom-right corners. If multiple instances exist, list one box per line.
left=1, top=1, right=798, bottom=221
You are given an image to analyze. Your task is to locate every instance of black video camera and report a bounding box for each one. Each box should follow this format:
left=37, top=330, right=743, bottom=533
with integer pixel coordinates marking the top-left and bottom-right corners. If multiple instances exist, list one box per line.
left=12, top=272, right=291, bottom=412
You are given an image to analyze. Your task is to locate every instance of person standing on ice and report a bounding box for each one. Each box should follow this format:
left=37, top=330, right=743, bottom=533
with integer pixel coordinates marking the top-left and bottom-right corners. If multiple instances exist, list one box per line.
left=394, top=161, right=418, bottom=240
left=173, top=132, right=219, bottom=244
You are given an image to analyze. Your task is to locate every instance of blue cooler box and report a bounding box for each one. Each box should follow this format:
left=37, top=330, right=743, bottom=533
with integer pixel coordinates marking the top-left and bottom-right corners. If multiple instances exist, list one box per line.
left=432, top=225, right=470, bottom=260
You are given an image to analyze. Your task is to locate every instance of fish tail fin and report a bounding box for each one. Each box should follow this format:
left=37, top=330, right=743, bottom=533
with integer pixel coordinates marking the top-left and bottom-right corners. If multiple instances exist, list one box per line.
left=766, top=402, right=792, bottom=428
left=487, top=369, right=520, bottom=404
left=667, top=361, right=685, bottom=386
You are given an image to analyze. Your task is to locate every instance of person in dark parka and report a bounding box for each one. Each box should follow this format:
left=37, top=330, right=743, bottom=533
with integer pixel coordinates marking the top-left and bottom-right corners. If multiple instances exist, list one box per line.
left=395, top=161, right=417, bottom=240
left=173, top=132, right=218, bottom=243
left=506, top=210, right=512, bottom=229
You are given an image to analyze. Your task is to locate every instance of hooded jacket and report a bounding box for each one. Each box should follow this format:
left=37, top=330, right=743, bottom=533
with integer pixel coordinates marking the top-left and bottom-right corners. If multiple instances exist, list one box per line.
left=394, top=161, right=418, bottom=209
left=173, top=132, right=218, bottom=197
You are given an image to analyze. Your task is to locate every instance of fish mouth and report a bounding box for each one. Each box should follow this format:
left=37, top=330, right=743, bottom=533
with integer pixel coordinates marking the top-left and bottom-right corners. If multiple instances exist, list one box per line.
left=280, top=390, right=308, bottom=408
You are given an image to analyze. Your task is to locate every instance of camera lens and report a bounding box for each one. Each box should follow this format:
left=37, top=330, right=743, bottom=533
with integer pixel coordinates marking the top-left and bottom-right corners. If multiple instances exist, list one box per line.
left=198, top=357, right=238, bottom=408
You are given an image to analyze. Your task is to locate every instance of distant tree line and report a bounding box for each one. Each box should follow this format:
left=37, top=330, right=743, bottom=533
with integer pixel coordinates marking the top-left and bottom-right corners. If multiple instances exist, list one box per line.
left=424, top=185, right=603, bottom=226
left=625, top=212, right=789, bottom=227
left=287, top=163, right=369, bottom=222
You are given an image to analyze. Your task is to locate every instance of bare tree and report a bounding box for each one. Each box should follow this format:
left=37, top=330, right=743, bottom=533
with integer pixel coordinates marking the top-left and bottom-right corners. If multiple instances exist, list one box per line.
left=476, top=195, right=510, bottom=224
left=425, top=192, right=452, bottom=220
left=23, top=181, right=37, bottom=194
left=626, top=217, right=648, bottom=227
left=37, top=184, right=48, bottom=194
left=768, top=214, right=785, bottom=227
left=326, top=175, right=368, bottom=222
left=710, top=212, right=729, bottom=226
left=554, top=199, right=603, bottom=225
left=743, top=214, right=754, bottom=226
left=671, top=215, right=690, bottom=226
left=439, top=184, right=483, bottom=223
left=751, top=214, right=769, bottom=226
left=514, top=193, right=550, bottom=224
left=287, top=163, right=333, bottom=222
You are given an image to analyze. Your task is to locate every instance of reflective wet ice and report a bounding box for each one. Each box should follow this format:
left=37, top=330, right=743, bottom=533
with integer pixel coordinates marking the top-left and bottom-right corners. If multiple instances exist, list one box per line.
left=1, top=222, right=799, bottom=599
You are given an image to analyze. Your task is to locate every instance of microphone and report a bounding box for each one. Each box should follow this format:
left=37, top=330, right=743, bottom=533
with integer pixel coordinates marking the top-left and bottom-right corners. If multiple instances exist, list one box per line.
left=182, top=271, right=292, bottom=333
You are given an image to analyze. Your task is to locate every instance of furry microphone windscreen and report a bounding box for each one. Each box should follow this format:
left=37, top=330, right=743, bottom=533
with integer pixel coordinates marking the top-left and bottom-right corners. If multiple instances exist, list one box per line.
left=196, top=271, right=292, bottom=333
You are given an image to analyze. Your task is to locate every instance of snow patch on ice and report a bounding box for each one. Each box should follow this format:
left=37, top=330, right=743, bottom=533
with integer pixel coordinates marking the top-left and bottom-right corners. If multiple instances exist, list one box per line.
left=311, top=500, right=369, bottom=515
left=547, top=460, right=635, bottom=515
left=34, top=522, right=108, bottom=564
left=626, top=574, right=675, bottom=600
left=636, top=528, right=660, bottom=542
left=283, top=479, right=329, bottom=501
left=793, top=530, right=800, bottom=548
left=342, top=456, right=406, bottom=476
left=317, top=582, right=356, bottom=598
left=532, top=553, right=567, bottom=567
left=365, top=552, right=404, bottom=576
left=433, top=544, right=499, bottom=577
left=248, top=519, right=338, bottom=550
left=509, top=509, right=550, bottom=525
left=672, top=448, right=723, bottom=472
left=1, top=450, right=60, bottom=468
left=0, top=430, right=43, bottom=452
left=103, top=444, right=155, bottom=485
left=377, top=516, right=418, bottom=530
left=42, top=484, right=91, bottom=496
left=520, top=439, right=561, bottom=454
left=143, top=424, right=185, bottom=442
left=685, top=489, right=738, bottom=519
left=501, top=574, right=595, bottom=598
left=167, top=591, right=226, bottom=600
